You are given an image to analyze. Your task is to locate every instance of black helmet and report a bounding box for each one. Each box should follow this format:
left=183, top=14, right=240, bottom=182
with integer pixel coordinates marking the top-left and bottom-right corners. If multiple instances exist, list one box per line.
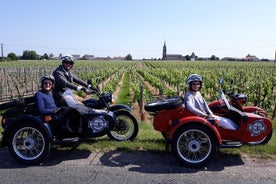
left=39, top=74, right=55, bottom=88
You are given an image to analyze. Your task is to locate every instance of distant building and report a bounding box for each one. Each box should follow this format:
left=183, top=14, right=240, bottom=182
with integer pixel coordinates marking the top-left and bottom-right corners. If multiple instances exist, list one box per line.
left=221, top=54, right=259, bottom=61
left=83, top=54, right=94, bottom=60
left=71, top=54, right=81, bottom=60
left=162, top=42, right=183, bottom=60
left=113, top=56, right=125, bottom=60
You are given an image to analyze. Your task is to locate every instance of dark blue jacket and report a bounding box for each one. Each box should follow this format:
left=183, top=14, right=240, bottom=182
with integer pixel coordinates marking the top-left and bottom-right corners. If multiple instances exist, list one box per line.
left=34, top=90, right=58, bottom=115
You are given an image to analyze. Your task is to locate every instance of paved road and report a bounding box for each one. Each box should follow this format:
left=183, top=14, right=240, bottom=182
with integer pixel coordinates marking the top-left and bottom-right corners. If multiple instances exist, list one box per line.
left=0, top=147, right=276, bottom=184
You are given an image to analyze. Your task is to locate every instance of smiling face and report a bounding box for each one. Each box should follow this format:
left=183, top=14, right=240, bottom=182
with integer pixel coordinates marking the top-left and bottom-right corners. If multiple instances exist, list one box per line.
left=62, top=60, right=74, bottom=71
left=191, top=81, right=201, bottom=91
left=42, top=79, right=54, bottom=92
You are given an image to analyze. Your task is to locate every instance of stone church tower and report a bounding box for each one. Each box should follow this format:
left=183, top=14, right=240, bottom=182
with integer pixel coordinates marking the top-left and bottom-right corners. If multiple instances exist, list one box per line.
left=162, top=41, right=167, bottom=60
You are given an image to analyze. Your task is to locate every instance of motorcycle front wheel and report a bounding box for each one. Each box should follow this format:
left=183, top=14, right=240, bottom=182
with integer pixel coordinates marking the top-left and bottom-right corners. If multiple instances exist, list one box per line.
left=8, top=122, right=51, bottom=165
left=107, top=111, right=138, bottom=141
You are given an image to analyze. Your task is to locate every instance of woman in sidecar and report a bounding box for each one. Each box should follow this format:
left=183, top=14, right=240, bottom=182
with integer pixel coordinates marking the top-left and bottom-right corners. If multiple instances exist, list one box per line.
left=34, top=75, right=83, bottom=134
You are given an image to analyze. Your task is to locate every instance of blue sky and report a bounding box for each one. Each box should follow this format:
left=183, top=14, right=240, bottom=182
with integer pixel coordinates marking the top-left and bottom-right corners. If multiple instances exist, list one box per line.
left=1, top=0, right=276, bottom=59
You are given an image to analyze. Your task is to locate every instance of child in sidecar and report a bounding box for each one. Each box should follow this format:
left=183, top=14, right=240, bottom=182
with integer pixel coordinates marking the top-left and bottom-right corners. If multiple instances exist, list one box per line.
left=185, top=74, right=238, bottom=130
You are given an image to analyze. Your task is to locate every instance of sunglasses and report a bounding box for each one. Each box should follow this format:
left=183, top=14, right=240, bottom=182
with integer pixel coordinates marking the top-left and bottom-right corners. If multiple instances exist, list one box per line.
left=192, top=83, right=201, bottom=86
left=63, top=61, right=74, bottom=65
left=43, top=82, right=53, bottom=85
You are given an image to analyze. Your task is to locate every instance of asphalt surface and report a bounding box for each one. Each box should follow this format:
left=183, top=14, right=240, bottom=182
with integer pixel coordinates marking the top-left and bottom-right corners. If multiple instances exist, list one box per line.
left=1, top=147, right=276, bottom=184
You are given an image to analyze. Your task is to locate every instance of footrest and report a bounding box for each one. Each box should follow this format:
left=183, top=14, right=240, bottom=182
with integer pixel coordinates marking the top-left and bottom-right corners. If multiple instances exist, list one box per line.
left=220, top=141, right=243, bottom=148
left=53, top=137, right=80, bottom=145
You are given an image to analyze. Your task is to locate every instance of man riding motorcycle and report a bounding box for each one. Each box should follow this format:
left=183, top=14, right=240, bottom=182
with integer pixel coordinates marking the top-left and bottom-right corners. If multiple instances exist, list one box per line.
left=52, top=54, right=96, bottom=106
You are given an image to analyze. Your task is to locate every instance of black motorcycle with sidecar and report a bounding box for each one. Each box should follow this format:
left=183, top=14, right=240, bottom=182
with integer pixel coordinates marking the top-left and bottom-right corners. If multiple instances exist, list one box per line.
left=0, top=89, right=138, bottom=165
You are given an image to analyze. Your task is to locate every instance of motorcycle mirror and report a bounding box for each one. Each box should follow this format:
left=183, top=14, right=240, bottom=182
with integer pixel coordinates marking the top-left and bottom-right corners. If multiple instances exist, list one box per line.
left=87, top=79, right=92, bottom=85
left=230, top=78, right=234, bottom=85
left=96, top=77, right=100, bottom=83
left=219, top=78, right=224, bottom=85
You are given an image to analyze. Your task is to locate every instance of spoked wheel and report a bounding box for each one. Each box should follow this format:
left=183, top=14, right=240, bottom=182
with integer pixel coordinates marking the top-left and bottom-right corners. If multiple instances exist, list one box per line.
left=107, top=111, right=138, bottom=141
left=172, top=124, right=218, bottom=168
left=8, top=122, right=51, bottom=165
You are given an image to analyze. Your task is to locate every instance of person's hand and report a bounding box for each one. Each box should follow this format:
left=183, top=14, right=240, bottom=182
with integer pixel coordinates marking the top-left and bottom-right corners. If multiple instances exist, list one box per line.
left=89, top=86, right=98, bottom=93
left=53, top=107, right=61, bottom=114
left=81, top=87, right=92, bottom=94
left=207, top=114, right=214, bottom=118
left=204, top=114, right=214, bottom=119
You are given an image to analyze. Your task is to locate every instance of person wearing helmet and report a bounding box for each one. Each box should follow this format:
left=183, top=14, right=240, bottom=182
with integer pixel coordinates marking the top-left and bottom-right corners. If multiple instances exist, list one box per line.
left=185, top=74, right=238, bottom=130
left=34, top=74, right=59, bottom=115
left=52, top=54, right=93, bottom=106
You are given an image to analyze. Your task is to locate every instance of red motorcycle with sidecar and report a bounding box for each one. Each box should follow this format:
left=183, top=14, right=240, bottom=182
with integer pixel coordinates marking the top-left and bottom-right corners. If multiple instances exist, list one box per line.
left=144, top=79, right=273, bottom=168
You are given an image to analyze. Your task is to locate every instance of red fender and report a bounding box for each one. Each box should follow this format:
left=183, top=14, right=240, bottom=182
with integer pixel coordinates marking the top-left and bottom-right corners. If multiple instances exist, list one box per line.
left=243, top=106, right=267, bottom=117
left=167, top=116, right=222, bottom=144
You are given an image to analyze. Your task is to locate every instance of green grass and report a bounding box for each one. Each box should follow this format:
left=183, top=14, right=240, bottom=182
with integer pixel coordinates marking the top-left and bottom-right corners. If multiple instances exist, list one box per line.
left=116, top=72, right=131, bottom=105
left=77, top=122, right=167, bottom=153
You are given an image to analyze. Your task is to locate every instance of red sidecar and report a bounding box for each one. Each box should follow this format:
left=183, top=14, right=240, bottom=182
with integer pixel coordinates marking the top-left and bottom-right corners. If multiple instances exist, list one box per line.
left=144, top=90, right=273, bottom=168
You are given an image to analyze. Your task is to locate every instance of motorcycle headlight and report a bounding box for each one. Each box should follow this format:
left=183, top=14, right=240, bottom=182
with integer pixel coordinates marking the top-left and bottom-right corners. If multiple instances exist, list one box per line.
left=111, top=94, right=115, bottom=104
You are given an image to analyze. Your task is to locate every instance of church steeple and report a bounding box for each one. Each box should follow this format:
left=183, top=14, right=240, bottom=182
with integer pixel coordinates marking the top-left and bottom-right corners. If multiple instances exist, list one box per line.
left=162, top=41, right=167, bottom=60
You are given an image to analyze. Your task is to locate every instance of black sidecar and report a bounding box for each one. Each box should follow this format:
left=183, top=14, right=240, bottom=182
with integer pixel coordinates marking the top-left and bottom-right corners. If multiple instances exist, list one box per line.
left=0, top=96, right=116, bottom=165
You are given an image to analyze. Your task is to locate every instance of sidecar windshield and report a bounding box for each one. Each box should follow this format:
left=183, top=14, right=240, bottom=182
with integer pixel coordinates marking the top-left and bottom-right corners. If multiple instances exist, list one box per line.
left=217, top=90, right=231, bottom=110
left=63, top=89, right=79, bottom=107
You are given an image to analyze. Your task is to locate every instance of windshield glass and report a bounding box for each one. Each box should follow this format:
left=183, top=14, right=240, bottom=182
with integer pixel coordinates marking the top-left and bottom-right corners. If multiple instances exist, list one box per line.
left=217, top=90, right=231, bottom=109
left=63, top=89, right=79, bottom=107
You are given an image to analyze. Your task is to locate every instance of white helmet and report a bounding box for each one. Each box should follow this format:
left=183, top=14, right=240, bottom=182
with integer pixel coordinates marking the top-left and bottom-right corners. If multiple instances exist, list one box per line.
left=60, top=54, right=74, bottom=64
left=187, top=74, right=202, bottom=90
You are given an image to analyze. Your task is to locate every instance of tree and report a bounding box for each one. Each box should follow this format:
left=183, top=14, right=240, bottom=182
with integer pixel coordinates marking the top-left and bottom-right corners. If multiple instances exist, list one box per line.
left=22, top=50, right=39, bottom=60
left=49, top=53, right=54, bottom=59
left=40, top=53, right=49, bottom=60
left=184, top=55, right=191, bottom=61
left=125, top=54, right=132, bottom=60
left=7, top=52, right=18, bottom=61
left=210, top=55, right=220, bottom=60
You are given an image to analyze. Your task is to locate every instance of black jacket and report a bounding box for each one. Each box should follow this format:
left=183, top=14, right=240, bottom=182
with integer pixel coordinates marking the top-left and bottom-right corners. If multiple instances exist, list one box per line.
left=52, top=65, right=88, bottom=105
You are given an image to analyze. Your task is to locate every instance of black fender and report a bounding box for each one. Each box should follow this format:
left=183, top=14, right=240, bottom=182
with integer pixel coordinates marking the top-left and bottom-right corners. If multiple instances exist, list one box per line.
left=109, top=104, right=132, bottom=112
left=1, top=115, right=54, bottom=147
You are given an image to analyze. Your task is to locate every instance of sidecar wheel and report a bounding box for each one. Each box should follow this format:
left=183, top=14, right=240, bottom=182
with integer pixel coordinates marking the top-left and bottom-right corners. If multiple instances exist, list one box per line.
left=8, top=122, right=51, bottom=165
left=107, top=111, right=138, bottom=141
left=144, top=97, right=183, bottom=112
left=172, top=124, right=218, bottom=168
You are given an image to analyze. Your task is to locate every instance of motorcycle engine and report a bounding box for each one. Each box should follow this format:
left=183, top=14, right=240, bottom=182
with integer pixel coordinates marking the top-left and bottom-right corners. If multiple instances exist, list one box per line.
left=88, top=116, right=109, bottom=133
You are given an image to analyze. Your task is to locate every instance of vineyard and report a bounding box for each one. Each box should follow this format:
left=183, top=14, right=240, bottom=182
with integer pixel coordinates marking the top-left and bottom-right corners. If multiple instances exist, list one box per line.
left=0, top=60, right=276, bottom=119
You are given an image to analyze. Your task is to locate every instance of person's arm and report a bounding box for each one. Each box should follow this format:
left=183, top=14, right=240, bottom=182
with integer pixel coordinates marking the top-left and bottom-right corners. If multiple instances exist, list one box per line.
left=203, top=98, right=214, bottom=116
left=53, top=70, right=79, bottom=91
left=71, top=73, right=90, bottom=88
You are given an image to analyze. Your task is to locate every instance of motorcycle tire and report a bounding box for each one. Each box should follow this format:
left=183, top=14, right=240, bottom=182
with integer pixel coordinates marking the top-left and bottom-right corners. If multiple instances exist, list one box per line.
left=248, top=129, right=273, bottom=145
left=107, top=111, right=139, bottom=141
left=171, top=124, right=218, bottom=168
left=144, top=97, right=184, bottom=112
left=7, top=122, right=51, bottom=165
